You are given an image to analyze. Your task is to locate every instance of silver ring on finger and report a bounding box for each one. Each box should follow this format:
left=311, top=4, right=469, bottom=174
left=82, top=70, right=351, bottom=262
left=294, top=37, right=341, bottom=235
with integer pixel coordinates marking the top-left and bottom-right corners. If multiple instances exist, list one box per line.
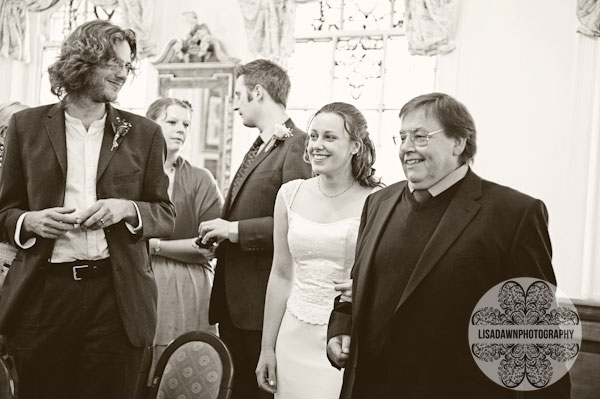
left=100, top=218, right=104, bottom=224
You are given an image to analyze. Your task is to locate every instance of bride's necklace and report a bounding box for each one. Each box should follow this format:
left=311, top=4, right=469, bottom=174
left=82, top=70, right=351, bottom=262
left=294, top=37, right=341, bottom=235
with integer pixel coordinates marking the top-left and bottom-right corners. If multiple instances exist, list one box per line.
left=317, top=176, right=355, bottom=198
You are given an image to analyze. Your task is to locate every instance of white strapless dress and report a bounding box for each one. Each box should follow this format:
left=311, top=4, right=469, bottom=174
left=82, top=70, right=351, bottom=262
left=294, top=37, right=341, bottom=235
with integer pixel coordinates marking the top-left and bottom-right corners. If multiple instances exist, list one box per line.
left=274, top=179, right=360, bottom=399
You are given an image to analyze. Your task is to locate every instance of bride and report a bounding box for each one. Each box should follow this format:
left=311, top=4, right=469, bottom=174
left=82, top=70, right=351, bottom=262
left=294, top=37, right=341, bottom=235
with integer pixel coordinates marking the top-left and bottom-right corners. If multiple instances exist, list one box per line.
left=256, top=102, right=381, bottom=398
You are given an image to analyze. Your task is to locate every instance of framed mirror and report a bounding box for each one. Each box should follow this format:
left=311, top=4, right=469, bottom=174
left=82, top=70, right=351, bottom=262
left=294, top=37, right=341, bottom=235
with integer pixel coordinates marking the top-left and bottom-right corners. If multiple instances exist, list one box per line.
left=154, top=62, right=237, bottom=193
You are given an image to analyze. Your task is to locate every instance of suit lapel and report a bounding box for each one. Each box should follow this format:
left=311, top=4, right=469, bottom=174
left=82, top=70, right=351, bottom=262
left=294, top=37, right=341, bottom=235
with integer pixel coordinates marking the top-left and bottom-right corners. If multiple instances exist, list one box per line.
left=394, top=170, right=482, bottom=312
left=44, top=103, right=67, bottom=176
left=226, top=118, right=297, bottom=211
left=354, top=183, right=406, bottom=318
left=96, top=104, right=118, bottom=182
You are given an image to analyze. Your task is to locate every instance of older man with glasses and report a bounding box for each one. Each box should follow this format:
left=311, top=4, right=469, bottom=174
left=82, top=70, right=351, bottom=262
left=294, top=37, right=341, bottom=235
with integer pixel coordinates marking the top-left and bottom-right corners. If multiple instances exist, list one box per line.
left=0, top=20, right=175, bottom=399
left=327, top=92, right=571, bottom=398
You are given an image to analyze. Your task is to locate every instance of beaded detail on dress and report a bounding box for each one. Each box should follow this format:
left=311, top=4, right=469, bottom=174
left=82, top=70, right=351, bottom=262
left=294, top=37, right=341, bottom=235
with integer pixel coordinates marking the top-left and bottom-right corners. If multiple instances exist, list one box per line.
left=280, top=179, right=359, bottom=325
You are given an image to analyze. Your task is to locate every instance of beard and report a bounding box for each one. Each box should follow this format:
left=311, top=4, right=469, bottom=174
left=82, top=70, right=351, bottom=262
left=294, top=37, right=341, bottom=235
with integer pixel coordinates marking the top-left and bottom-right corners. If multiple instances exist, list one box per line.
left=86, top=77, right=121, bottom=103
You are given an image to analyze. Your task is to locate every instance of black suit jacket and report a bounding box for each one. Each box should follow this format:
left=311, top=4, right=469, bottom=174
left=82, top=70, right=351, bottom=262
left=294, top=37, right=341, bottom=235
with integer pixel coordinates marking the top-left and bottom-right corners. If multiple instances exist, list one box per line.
left=209, top=119, right=312, bottom=330
left=0, top=103, right=176, bottom=347
left=328, top=169, right=570, bottom=398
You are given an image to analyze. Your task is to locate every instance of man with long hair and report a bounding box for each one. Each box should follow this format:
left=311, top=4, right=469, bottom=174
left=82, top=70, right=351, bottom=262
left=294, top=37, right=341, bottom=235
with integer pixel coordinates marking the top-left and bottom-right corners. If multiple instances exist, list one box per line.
left=0, top=20, right=175, bottom=398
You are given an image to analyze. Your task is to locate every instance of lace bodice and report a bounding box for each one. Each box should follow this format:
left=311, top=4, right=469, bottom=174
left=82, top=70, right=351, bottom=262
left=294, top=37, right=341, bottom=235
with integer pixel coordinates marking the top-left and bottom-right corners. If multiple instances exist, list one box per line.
left=281, top=180, right=360, bottom=325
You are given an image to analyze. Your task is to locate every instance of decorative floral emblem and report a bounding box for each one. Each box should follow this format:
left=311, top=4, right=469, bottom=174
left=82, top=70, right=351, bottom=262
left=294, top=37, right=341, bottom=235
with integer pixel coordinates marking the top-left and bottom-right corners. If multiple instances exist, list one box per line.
left=263, top=123, right=293, bottom=153
left=111, top=116, right=132, bottom=151
left=469, top=279, right=580, bottom=390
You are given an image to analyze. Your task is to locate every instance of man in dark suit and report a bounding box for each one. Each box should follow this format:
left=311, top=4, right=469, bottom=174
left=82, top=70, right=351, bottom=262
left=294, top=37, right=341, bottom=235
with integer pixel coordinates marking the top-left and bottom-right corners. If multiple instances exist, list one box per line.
left=327, top=93, right=570, bottom=398
left=199, top=59, right=312, bottom=399
left=0, top=21, right=175, bottom=399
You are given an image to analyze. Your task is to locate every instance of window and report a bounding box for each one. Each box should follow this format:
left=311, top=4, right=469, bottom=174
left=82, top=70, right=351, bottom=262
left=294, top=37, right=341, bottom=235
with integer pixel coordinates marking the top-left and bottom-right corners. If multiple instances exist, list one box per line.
left=287, top=0, right=436, bottom=184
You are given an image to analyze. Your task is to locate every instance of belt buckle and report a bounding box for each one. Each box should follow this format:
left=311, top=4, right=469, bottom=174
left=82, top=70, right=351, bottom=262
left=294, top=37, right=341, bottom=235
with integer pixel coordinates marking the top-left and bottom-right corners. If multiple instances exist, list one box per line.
left=72, top=264, right=88, bottom=281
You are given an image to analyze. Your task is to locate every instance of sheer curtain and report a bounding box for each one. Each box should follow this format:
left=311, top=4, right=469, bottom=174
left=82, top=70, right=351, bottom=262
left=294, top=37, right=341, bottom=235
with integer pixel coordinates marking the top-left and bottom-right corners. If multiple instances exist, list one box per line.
left=404, top=0, right=458, bottom=56
left=0, top=0, right=60, bottom=62
left=237, top=0, right=297, bottom=65
left=577, top=0, right=600, bottom=37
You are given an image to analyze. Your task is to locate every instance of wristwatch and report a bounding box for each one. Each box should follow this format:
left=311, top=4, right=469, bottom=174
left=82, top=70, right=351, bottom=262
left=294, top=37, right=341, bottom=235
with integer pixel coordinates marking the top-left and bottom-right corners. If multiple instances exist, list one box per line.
left=154, top=239, right=161, bottom=255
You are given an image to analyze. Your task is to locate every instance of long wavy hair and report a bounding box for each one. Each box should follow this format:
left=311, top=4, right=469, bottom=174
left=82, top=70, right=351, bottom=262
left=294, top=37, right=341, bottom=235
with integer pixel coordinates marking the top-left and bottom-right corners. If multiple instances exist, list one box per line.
left=304, top=102, right=381, bottom=188
left=48, top=20, right=137, bottom=99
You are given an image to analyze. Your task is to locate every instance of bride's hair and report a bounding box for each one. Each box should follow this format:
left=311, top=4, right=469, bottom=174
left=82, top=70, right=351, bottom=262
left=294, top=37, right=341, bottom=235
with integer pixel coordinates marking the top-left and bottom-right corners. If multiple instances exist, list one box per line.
left=304, top=102, right=381, bottom=188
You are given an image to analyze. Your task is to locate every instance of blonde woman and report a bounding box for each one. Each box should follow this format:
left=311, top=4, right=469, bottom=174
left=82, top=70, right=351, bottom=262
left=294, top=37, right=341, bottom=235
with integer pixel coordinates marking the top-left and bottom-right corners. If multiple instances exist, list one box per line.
left=146, top=98, right=223, bottom=375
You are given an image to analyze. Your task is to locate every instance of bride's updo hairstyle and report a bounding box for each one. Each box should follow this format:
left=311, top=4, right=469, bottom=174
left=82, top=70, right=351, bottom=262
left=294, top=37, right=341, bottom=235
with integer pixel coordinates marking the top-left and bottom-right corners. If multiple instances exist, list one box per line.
left=304, top=102, right=381, bottom=188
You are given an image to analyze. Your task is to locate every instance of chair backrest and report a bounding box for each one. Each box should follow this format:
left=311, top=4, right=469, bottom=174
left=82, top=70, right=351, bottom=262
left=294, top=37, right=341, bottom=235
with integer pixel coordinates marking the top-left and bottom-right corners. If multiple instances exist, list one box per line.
left=0, top=352, right=16, bottom=399
left=147, top=331, right=233, bottom=399
left=570, top=299, right=600, bottom=399
left=0, top=242, right=18, bottom=296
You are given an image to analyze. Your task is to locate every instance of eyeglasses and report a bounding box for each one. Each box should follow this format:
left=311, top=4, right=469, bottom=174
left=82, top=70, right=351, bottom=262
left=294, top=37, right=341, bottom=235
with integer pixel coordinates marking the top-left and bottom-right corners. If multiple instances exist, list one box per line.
left=392, top=128, right=444, bottom=147
left=106, top=58, right=135, bottom=75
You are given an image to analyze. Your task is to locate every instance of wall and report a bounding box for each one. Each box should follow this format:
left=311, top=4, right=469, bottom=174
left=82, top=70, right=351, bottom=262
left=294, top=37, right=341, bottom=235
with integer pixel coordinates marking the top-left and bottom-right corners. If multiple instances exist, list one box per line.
left=435, top=0, right=596, bottom=299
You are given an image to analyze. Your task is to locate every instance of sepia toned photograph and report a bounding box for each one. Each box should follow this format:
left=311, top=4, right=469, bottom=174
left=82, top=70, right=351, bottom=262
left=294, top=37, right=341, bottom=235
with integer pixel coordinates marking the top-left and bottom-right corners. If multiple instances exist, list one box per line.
left=0, top=0, right=598, bottom=398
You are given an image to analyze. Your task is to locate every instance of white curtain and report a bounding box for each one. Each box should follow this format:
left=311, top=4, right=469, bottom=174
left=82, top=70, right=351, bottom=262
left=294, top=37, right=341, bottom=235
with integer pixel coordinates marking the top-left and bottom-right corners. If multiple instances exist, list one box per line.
left=404, top=0, right=457, bottom=56
left=0, top=0, right=60, bottom=62
left=577, top=0, right=600, bottom=37
left=0, top=0, right=157, bottom=63
left=237, top=0, right=297, bottom=65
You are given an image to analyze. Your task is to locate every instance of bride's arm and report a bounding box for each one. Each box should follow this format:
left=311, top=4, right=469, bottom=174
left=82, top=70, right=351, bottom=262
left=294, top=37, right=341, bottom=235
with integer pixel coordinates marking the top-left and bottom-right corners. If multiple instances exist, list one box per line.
left=256, top=190, right=294, bottom=394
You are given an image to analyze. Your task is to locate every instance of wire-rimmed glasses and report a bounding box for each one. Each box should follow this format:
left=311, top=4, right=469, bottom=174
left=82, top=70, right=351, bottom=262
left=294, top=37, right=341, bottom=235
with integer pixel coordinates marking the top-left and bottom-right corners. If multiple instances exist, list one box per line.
left=392, top=128, right=444, bottom=147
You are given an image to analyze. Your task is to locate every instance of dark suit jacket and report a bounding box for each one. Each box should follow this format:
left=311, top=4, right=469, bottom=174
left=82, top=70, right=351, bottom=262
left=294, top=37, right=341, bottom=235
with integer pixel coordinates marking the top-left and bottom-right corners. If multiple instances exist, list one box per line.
left=0, top=103, right=175, bottom=347
left=209, top=119, right=312, bottom=330
left=328, top=169, right=570, bottom=398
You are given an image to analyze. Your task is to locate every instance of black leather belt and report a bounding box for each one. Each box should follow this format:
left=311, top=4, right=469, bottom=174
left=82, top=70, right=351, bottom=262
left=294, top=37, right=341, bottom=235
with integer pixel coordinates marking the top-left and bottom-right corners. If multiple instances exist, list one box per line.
left=46, top=258, right=112, bottom=281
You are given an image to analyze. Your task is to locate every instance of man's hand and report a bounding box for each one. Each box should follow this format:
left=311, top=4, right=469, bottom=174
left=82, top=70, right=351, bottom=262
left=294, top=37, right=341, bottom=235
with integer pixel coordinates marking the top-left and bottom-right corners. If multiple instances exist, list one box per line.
left=333, top=278, right=352, bottom=303
left=22, top=207, right=79, bottom=239
left=327, top=334, right=351, bottom=369
left=198, top=218, right=231, bottom=244
left=79, top=199, right=137, bottom=230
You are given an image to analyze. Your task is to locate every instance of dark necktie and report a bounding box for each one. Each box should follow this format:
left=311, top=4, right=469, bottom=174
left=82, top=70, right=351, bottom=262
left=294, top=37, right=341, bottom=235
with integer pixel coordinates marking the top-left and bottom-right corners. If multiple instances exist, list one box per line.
left=413, top=189, right=432, bottom=203
left=229, top=136, right=264, bottom=199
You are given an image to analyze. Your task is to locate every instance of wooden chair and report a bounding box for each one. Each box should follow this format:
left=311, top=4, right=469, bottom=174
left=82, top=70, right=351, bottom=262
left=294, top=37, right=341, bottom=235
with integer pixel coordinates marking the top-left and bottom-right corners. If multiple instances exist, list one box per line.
left=147, top=331, right=233, bottom=399
left=0, top=243, right=17, bottom=399
left=0, top=338, right=16, bottom=399
left=570, top=299, right=600, bottom=399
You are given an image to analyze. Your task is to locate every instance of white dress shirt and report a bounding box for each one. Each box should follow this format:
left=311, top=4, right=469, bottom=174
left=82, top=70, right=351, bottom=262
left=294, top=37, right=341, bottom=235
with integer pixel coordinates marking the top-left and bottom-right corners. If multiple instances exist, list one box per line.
left=15, top=111, right=141, bottom=262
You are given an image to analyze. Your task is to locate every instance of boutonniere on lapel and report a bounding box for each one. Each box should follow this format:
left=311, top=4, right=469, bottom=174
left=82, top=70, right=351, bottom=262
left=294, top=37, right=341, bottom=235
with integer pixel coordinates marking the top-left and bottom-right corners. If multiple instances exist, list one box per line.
left=263, top=123, right=293, bottom=154
left=110, top=116, right=132, bottom=151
